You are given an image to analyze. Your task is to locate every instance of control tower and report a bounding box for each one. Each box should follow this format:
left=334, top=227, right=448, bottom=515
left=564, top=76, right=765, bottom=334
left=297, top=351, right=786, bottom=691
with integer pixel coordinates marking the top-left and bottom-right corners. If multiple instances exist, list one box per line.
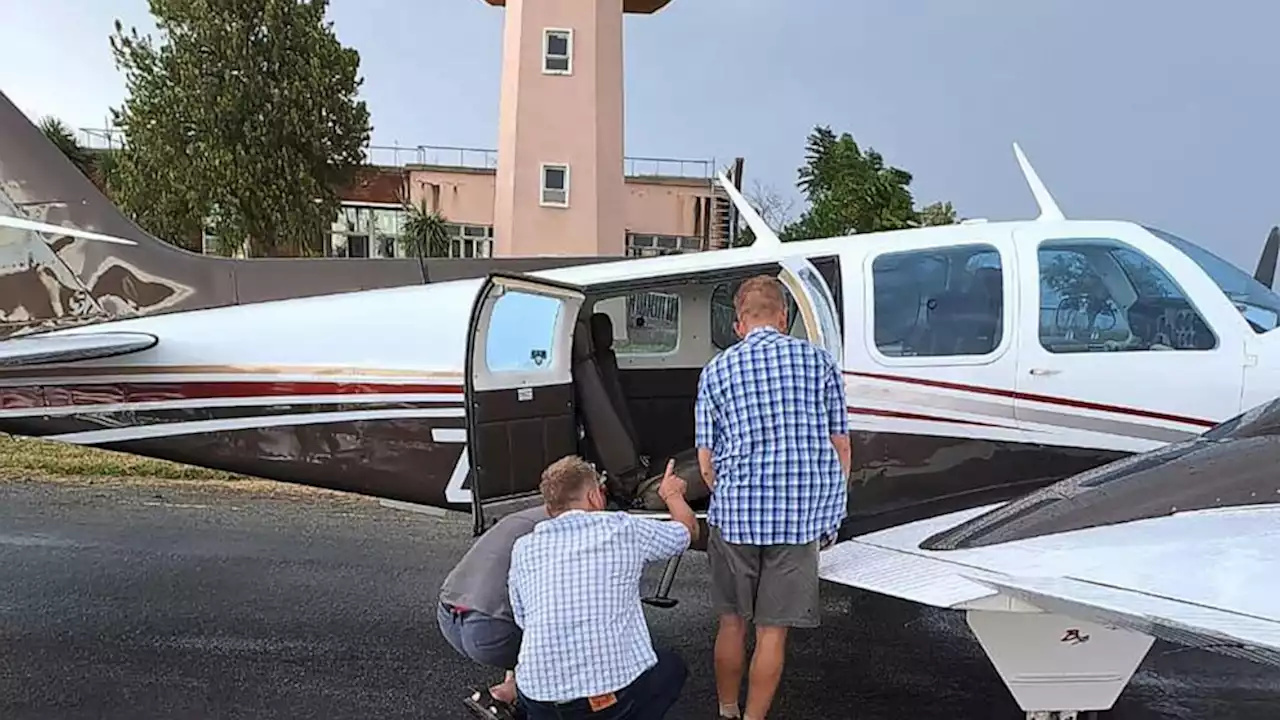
left=484, top=0, right=673, bottom=257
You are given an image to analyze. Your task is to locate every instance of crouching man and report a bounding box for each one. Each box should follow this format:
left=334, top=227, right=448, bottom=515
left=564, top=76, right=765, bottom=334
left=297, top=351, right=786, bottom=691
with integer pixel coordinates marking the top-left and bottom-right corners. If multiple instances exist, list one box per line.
left=508, top=455, right=698, bottom=719
left=438, top=501, right=550, bottom=720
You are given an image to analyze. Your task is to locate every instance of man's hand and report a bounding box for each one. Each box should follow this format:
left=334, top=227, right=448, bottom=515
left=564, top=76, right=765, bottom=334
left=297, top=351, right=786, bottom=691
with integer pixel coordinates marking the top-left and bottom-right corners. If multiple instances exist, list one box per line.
left=657, top=459, right=685, bottom=503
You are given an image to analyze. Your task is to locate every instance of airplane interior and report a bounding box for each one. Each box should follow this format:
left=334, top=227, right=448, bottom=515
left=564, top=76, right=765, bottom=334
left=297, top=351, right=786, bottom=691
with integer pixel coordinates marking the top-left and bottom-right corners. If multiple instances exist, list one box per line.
left=470, top=256, right=841, bottom=542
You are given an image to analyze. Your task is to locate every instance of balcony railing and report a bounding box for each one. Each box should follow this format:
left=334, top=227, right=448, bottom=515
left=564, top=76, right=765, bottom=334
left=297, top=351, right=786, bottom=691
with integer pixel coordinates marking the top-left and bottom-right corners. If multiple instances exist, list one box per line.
left=77, top=128, right=717, bottom=180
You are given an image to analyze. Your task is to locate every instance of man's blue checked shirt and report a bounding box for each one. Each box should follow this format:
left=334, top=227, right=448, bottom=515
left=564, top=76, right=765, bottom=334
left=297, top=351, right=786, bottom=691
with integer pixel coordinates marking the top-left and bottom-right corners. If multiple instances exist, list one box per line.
left=695, top=325, right=850, bottom=546
left=508, top=510, right=690, bottom=702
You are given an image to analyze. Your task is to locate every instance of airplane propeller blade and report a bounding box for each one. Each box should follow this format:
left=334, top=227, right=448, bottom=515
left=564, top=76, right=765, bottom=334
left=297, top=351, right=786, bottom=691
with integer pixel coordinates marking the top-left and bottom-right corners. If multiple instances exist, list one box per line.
left=715, top=172, right=780, bottom=247
left=1255, top=226, right=1279, bottom=289
left=0, top=214, right=137, bottom=246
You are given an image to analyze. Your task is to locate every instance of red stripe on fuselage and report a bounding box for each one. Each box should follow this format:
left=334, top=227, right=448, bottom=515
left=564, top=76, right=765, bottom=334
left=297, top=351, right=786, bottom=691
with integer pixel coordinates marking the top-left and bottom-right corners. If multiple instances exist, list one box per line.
left=845, top=370, right=1215, bottom=428
left=847, top=405, right=1009, bottom=429
left=1, top=381, right=465, bottom=409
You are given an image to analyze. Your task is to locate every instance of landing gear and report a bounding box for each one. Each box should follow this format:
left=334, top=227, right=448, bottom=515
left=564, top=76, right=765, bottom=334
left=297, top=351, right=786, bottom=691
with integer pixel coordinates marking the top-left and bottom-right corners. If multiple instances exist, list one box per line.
left=965, top=609, right=1152, bottom=719
left=641, top=554, right=682, bottom=609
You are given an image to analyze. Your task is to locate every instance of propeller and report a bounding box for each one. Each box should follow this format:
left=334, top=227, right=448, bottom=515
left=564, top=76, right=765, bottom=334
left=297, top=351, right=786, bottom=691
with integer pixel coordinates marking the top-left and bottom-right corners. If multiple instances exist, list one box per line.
left=1254, top=226, right=1278, bottom=289
left=715, top=172, right=780, bottom=247
left=0, top=215, right=137, bottom=246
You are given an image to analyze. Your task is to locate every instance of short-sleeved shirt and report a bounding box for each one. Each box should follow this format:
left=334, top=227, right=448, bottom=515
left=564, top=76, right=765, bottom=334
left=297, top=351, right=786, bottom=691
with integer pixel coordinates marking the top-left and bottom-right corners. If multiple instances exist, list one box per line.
left=440, top=505, right=549, bottom=621
left=507, top=510, right=690, bottom=702
left=695, top=325, right=850, bottom=546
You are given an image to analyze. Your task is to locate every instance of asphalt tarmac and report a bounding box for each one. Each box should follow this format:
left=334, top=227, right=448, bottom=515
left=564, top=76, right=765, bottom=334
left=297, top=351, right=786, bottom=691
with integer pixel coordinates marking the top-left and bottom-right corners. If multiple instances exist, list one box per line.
left=1, top=480, right=1278, bottom=720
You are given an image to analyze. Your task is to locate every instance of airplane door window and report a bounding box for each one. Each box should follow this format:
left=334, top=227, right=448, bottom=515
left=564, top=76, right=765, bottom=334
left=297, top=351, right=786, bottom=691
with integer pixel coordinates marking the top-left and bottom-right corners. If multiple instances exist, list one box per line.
left=485, top=290, right=562, bottom=372
left=870, top=244, right=1004, bottom=358
left=1037, top=239, right=1218, bottom=353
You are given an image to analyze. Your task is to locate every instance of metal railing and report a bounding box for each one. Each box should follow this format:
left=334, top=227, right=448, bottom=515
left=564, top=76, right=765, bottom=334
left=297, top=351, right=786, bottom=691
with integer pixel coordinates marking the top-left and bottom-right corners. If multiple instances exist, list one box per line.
left=77, top=128, right=717, bottom=179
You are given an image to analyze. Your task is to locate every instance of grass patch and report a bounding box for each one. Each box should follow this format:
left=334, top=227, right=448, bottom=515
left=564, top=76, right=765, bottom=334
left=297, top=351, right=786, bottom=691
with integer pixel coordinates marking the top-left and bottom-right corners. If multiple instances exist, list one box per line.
left=0, top=434, right=352, bottom=498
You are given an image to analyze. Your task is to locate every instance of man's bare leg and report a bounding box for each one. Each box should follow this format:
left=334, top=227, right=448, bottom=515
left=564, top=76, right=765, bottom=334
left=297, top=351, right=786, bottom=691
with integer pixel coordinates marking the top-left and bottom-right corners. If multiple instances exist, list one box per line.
left=743, top=625, right=788, bottom=720
left=489, top=671, right=516, bottom=704
left=714, top=614, right=748, bottom=716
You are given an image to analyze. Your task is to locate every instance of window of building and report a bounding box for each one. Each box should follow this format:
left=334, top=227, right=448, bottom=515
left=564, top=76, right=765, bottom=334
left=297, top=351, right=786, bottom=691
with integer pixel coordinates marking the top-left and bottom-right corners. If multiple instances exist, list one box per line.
left=1037, top=238, right=1216, bottom=353
left=541, top=163, right=569, bottom=207
left=592, top=292, right=679, bottom=355
left=626, top=234, right=703, bottom=257
left=543, top=29, right=573, bottom=75
left=870, top=244, right=1004, bottom=358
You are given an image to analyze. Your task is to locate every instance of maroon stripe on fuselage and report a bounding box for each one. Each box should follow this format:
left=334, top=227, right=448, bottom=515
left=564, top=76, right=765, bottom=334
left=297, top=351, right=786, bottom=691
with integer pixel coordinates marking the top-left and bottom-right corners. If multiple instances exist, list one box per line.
left=0, top=380, right=464, bottom=410
left=847, top=405, right=1009, bottom=429
left=846, top=370, right=1215, bottom=428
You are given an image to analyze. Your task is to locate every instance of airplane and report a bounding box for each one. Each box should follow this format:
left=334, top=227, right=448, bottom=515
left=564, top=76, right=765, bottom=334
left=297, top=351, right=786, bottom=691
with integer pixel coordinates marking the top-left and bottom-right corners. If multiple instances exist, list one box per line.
left=817, top=394, right=1280, bottom=720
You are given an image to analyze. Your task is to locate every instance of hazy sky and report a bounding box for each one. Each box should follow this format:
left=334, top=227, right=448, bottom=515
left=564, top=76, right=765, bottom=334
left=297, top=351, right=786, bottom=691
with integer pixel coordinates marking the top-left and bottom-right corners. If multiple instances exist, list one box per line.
left=2, top=0, right=1275, bottom=268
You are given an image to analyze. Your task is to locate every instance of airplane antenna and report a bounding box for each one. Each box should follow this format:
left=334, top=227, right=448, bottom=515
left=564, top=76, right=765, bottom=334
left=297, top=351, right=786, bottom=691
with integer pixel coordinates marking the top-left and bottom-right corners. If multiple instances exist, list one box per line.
left=716, top=172, right=780, bottom=248
left=0, top=215, right=137, bottom=246
left=1012, top=142, right=1065, bottom=222
left=1255, top=226, right=1279, bottom=288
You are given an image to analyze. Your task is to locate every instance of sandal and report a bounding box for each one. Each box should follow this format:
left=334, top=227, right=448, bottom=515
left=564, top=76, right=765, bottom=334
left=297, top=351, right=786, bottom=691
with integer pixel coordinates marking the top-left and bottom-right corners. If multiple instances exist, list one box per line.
left=462, top=686, right=517, bottom=720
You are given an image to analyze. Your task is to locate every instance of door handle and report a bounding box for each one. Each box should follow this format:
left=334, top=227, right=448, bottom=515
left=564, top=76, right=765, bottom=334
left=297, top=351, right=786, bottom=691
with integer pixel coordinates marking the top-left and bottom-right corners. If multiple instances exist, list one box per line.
left=1028, top=368, right=1061, bottom=376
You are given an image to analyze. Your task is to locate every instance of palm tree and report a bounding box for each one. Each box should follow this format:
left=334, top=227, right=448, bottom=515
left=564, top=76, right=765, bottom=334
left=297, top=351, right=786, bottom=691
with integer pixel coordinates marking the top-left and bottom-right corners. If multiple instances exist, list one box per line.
left=400, top=198, right=452, bottom=259
left=38, top=116, right=94, bottom=178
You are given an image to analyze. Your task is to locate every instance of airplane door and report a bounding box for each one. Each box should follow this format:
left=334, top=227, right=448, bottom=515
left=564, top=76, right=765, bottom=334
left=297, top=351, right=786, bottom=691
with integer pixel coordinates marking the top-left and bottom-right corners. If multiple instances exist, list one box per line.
left=778, top=255, right=843, bottom=363
left=465, top=273, right=585, bottom=533
left=1011, top=228, right=1245, bottom=456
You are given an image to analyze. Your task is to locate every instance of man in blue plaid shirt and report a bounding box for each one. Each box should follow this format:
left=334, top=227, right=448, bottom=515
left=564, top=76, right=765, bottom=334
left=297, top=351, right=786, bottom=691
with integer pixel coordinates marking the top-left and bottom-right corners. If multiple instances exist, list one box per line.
left=695, top=275, right=851, bottom=720
left=508, top=454, right=699, bottom=719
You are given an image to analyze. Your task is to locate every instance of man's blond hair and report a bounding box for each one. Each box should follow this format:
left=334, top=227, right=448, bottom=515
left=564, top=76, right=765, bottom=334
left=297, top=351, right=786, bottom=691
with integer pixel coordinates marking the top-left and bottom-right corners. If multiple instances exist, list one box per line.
left=734, top=275, right=787, bottom=323
left=539, top=455, right=600, bottom=514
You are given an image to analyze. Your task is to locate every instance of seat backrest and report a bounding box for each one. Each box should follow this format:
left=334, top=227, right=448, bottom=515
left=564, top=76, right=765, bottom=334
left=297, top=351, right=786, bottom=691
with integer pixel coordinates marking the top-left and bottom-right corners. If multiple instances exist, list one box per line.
left=571, top=318, right=644, bottom=493
left=589, top=312, right=640, bottom=444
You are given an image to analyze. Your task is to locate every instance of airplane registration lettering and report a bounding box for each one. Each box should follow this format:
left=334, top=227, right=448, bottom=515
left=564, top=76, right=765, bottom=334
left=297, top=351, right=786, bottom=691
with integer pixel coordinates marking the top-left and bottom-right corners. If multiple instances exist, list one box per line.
left=431, top=427, right=472, bottom=504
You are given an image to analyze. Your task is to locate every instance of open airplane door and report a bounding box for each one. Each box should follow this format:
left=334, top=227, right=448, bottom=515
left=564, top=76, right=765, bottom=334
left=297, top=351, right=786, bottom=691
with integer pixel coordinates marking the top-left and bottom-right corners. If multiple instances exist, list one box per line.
left=464, top=273, right=585, bottom=534
left=777, top=256, right=844, bottom=364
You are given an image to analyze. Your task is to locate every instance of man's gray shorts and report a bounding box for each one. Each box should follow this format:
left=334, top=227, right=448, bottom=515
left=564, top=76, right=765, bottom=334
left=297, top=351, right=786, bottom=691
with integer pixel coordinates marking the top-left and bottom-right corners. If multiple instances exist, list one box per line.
left=707, top=525, right=820, bottom=628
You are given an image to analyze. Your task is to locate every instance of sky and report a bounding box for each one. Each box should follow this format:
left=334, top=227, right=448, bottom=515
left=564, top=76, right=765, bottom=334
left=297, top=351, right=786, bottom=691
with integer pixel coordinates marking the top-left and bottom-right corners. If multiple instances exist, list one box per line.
left=1, top=0, right=1276, bottom=269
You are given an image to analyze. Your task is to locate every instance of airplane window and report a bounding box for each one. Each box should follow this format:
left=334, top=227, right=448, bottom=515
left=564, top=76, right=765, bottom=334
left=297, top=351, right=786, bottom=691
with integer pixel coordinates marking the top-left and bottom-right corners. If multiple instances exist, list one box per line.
left=1145, top=226, right=1280, bottom=333
left=485, top=290, right=562, bottom=372
left=870, top=244, right=1004, bottom=358
left=710, top=280, right=802, bottom=350
left=1037, top=238, right=1217, bottom=353
left=591, top=292, right=680, bottom=355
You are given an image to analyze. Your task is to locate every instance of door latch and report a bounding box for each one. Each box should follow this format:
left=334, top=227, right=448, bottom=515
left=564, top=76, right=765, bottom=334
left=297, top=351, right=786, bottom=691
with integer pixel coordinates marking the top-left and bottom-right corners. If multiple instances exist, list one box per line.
left=1028, top=367, right=1061, bottom=376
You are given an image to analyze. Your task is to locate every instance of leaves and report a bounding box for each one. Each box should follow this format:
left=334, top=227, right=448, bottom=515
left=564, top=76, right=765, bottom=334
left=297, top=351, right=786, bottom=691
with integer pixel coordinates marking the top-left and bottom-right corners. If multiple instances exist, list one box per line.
left=777, top=125, right=959, bottom=241
left=105, top=0, right=371, bottom=256
left=38, top=117, right=94, bottom=179
left=400, top=199, right=452, bottom=259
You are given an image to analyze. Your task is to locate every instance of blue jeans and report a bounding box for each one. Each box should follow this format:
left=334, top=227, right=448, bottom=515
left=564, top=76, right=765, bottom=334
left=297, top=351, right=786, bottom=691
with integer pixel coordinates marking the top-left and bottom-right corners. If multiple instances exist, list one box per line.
left=437, top=601, right=523, bottom=670
left=517, top=647, right=687, bottom=720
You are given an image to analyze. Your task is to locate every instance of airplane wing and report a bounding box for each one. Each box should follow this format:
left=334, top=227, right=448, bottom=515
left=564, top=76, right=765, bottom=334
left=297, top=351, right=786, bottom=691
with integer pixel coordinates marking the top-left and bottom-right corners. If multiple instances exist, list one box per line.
left=0, top=331, right=158, bottom=366
left=819, top=499, right=1280, bottom=714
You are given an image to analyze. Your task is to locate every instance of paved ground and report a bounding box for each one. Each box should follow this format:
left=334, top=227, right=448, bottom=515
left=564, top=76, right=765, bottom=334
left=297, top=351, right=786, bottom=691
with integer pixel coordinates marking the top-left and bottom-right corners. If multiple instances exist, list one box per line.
left=1, top=480, right=1279, bottom=720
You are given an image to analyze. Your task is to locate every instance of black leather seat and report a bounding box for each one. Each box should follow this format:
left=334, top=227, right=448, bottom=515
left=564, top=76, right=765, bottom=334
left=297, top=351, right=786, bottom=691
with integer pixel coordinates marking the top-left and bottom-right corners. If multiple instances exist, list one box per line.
left=589, top=313, right=640, bottom=446
left=570, top=316, right=708, bottom=509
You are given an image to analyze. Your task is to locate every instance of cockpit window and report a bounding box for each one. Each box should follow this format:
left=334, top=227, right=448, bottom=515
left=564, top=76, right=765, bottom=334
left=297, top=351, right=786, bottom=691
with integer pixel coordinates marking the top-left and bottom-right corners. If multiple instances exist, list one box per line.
left=1146, top=226, right=1280, bottom=333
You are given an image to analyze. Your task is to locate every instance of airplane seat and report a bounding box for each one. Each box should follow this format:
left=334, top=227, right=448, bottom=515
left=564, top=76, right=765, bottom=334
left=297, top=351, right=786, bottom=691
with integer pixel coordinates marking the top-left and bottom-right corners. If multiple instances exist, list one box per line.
left=588, top=312, right=641, bottom=445
left=570, top=318, right=646, bottom=500
left=578, top=314, right=710, bottom=510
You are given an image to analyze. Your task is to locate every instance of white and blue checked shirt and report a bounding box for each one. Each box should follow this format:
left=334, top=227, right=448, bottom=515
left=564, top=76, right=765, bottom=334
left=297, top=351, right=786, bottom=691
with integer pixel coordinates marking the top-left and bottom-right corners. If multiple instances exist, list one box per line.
left=507, top=510, right=690, bottom=702
left=696, top=326, right=850, bottom=546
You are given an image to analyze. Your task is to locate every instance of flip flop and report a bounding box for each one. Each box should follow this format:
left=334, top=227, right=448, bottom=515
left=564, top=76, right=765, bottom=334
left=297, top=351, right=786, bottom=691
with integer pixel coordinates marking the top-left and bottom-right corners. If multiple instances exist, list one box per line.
left=462, top=687, right=517, bottom=720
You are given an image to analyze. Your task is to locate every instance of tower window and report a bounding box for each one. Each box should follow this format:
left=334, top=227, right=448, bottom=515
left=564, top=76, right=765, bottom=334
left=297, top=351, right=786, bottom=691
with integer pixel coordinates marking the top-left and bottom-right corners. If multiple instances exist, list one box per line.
left=540, top=163, right=570, bottom=207
left=543, top=29, right=573, bottom=75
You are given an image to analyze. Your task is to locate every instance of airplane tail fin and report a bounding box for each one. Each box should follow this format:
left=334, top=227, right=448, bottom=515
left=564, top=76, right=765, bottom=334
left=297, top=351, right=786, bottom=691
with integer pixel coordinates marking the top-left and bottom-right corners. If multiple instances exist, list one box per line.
left=1255, top=226, right=1279, bottom=288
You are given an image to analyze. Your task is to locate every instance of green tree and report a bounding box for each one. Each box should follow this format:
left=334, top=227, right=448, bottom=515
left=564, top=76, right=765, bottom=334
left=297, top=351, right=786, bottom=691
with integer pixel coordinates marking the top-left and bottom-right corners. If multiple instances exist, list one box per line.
left=38, top=116, right=94, bottom=178
left=106, top=0, right=372, bottom=256
left=400, top=199, right=452, bottom=258
left=774, top=126, right=959, bottom=242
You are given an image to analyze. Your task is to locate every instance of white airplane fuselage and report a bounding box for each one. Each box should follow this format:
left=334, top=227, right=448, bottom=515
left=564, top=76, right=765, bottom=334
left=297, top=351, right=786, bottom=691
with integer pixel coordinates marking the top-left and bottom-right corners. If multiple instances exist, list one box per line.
left=0, top=217, right=1277, bottom=544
